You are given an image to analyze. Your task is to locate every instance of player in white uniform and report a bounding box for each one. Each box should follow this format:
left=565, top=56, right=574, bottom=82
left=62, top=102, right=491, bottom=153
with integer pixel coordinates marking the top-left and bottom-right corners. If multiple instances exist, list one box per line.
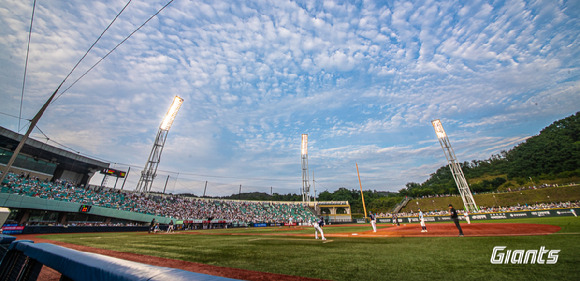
left=314, top=216, right=326, bottom=240
left=419, top=208, right=427, bottom=232
left=369, top=211, right=377, bottom=232
left=464, top=210, right=471, bottom=224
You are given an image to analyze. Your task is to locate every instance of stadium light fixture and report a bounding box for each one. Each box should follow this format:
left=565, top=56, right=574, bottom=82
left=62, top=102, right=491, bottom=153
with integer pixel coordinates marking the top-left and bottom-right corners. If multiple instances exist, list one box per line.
left=301, top=134, right=308, bottom=155
left=431, top=118, right=478, bottom=212
left=301, top=134, right=311, bottom=202
left=136, top=96, right=184, bottom=192
left=160, top=96, right=184, bottom=130
left=432, top=119, right=447, bottom=139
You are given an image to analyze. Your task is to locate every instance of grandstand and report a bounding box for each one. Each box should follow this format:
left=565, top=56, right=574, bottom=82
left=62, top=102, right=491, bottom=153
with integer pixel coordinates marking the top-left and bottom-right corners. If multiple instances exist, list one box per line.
left=0, top=127, right=351, bottom=233
left=0, top=171, right=320, bottom=231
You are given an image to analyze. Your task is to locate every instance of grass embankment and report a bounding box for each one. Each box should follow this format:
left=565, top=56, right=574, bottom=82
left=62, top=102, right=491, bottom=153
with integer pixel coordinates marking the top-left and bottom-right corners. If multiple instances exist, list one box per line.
left=41, top=216, right=580, bottom=281
left=401, top=184, right=580, bottom=213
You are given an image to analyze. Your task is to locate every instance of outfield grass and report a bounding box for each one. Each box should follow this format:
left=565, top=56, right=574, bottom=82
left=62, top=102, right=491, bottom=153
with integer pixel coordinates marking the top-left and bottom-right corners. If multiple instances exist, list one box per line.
left=42, top=217, right=580, bottom=281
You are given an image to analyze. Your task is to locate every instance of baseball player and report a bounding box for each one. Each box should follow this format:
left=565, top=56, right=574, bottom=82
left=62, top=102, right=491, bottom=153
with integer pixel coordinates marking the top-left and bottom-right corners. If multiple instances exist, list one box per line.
left=369, top=211, right=377, bottom=232
left=392, top=213, right=400, bottom=226
left=148, top=218, right=156, bottom=234
left=314, top=216, right=326, bottom=240
left=418, top=208, right=427, bottom=232
left=464, top=210, right=471, bottom=224
left=449, top=204, right=464, bottom=237
left=167, top=220, right=174, bottom=233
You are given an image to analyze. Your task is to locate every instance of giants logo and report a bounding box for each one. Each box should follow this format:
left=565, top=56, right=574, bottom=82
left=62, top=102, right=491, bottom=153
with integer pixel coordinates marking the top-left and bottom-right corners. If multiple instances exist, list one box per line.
left=491, top=246, right=559, bottom=264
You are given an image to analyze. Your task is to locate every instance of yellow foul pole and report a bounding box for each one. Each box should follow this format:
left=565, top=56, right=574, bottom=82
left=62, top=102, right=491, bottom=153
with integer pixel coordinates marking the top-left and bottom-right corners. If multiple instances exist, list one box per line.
left=356, top=163, right=368, bottom=219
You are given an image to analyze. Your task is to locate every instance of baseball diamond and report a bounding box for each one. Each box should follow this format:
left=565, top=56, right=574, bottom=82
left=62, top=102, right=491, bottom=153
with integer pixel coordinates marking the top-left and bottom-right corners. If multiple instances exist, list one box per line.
left=6, top=217, right=578, bottom=281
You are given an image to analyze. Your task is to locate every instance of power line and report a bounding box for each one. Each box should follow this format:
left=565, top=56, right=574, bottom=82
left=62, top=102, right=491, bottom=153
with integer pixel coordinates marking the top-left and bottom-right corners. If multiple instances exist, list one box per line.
left=7, top=0, right=175, bottom=174
left=49, top=0, right=134, bottom=104
left=52, top=0, right=176, bottom=104
left=19, top=0, right=37, bottom=133
left=158, top=170, right=298, bottom=182
left=31, top=124, right=299, bottom=187
left=33, top=126, right=81, bottom=154
left=0, top=111, right=25, bottom=120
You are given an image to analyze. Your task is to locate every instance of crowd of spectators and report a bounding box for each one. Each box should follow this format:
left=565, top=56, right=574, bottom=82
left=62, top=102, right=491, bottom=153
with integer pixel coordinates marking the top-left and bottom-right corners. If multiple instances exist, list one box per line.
left=378, top=200, right=580, bottom=218
left=476, top=201, right=579, bottom=214
left=415, top=182, right=578, bottom=200
left=0, top=172, right=317, bottom=224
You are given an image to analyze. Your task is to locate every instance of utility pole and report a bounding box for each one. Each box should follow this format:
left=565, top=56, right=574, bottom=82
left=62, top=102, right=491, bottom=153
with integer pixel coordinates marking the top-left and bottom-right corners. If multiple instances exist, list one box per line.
left=0, top=85, right=62, bottom=185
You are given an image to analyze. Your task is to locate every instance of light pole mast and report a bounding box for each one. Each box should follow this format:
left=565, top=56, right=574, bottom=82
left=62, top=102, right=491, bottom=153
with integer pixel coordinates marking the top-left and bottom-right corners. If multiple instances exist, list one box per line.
left=431, top=119, right=478, bottom=212
left=301, top=134, right=311, bottom=202
left=136, top=96, right=183, bottom=193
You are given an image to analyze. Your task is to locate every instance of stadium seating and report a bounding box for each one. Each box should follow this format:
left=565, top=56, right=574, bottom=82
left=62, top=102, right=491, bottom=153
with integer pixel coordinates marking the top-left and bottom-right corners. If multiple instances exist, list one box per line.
left=0, top=172, right=317, bottom=225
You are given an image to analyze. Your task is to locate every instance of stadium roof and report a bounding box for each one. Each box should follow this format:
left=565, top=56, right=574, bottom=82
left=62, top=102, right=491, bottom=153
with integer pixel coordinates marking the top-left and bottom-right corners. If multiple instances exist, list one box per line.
left=0, top=126, right=109, bottom=176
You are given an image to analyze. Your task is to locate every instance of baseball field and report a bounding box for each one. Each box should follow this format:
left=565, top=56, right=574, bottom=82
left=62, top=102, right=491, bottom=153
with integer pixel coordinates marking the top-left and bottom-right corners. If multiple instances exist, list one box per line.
left=22, top=216, right=580, bottom=281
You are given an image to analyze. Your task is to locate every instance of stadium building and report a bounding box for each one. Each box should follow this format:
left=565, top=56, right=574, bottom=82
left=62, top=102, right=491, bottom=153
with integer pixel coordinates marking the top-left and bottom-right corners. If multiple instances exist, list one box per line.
left=0, top=127, right=169, bottom=230
left=0, top=126, right=108, bottom=185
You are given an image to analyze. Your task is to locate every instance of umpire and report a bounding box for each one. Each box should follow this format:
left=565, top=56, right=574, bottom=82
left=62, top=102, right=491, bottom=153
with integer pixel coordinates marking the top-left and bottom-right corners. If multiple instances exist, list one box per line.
left=448, top=204, right=464, bottom=237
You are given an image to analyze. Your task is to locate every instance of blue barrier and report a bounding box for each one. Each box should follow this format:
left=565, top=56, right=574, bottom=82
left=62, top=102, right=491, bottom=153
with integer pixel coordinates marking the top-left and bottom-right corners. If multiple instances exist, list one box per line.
left=0, top=240, right=240, bottom=281
left=0, top=235, right=16, bottom=244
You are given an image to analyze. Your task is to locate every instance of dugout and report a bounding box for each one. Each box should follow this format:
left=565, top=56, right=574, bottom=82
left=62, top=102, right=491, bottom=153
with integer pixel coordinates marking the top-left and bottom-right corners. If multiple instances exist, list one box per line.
left=0, top=126, right=109, bottom=186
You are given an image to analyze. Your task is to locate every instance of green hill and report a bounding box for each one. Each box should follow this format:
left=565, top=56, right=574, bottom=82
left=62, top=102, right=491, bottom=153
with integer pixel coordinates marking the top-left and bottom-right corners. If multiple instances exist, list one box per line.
left=401, top=184, right=580, bottom=213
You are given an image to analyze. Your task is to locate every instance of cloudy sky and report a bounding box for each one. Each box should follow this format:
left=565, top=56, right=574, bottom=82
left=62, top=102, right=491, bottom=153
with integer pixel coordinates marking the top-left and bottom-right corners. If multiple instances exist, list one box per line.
left=0, top=0, right=578, bottom=197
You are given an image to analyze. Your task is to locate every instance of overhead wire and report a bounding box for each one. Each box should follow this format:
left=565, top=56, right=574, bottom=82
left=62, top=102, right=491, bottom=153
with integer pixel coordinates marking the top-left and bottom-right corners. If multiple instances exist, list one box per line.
left=48, top=0, right=134, bottom=104
left=12, top=0, right=176, bottom=171
left=19, top=0, right=37, bottom=133
left=14, top=0, right=133, bottom=136
left=34, top=125, right=82, bottom=154
left=52, top=0, right=176, bottom=104
left=157, top=170, right=298, bottom=182
left=0, top=111, right=25, bottom=120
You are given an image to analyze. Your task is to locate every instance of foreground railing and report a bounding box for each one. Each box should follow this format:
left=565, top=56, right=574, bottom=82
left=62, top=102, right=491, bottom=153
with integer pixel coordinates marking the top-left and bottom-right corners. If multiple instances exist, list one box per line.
left=0, top=239, right=238, bottom=281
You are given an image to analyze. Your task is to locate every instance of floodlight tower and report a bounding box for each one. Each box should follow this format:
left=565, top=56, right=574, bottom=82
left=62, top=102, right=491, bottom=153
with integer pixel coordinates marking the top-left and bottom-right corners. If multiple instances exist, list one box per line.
left=431, top=119, right=478, bottom=212
left=135, top=96, right=184, bottom=193
left=301, top=134, right=311, bottom=202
